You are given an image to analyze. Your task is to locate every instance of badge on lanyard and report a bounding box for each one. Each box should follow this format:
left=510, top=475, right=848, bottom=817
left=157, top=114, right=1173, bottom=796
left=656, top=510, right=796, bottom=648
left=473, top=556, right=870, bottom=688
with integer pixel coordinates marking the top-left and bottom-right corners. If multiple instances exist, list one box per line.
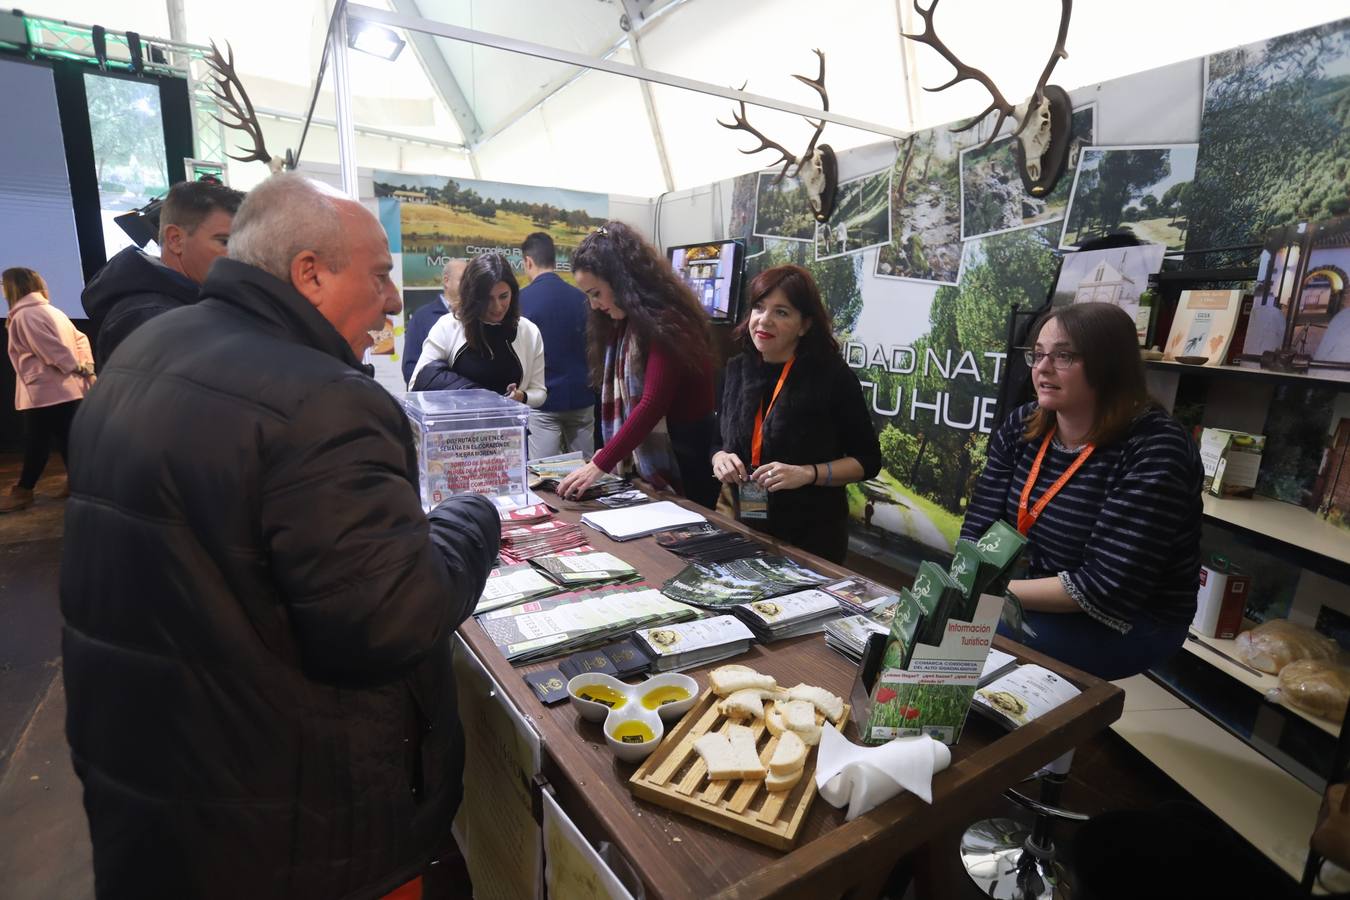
left=738, top=358, right=795, bottom=524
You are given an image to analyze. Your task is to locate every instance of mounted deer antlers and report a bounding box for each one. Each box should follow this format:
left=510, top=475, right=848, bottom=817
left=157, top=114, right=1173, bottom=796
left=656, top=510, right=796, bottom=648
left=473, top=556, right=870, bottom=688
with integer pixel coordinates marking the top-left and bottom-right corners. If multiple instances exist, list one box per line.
left=901, top=0, right=1074, bottom=196
left=718, top=50, right=839, bottom=222
left=204, top=41, right=282, bottom=171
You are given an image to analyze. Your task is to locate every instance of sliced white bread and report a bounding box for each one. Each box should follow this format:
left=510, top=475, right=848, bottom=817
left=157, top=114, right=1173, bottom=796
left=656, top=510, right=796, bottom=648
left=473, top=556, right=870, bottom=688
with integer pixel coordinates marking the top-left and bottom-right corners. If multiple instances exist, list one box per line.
left=719, top=687, right=789, bottom=720
left=764, top=766, right=804, bottom=793
left=694, top=732, right=764, bottom=781
left=782, top=699, right=818, bottom=732
left=787, top=683, right=845, bottom=723
left=726, top=724, right=766, bottom=779
left=709, top=665, right=778, bottom=697
left=768, top=730, right=807, bottom=775
left=764, top=705, right=787, bottom=736
left=781, top=699, right=822, bottom=746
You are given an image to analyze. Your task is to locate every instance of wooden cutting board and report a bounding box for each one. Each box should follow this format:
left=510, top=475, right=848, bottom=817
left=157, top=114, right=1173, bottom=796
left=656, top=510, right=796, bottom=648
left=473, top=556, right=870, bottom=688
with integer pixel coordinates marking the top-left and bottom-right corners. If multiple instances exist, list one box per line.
left=628, top=689, right=849, bottom=851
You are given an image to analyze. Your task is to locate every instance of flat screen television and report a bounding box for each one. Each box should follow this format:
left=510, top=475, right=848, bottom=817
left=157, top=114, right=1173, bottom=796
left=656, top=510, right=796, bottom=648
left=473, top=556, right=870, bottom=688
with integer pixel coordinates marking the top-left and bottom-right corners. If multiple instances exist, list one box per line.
left=667, top=239, right=744, bottom=323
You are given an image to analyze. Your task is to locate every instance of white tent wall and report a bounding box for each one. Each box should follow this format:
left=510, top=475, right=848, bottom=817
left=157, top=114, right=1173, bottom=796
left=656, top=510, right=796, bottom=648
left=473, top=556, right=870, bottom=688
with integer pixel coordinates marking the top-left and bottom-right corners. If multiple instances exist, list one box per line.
left=469, top=47, right=670, bottom=198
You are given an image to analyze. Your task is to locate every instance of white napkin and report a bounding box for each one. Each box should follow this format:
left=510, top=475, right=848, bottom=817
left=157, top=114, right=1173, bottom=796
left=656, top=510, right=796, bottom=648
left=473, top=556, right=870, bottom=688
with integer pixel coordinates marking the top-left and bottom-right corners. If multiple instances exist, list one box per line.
left=814, top=725, right=952, bottom=821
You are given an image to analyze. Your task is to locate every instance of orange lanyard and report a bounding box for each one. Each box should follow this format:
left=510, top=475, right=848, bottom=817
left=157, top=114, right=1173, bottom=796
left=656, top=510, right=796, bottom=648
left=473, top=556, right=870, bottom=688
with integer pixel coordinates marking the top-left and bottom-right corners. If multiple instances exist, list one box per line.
left=1017, top=428, right=1095, bottom=536
left=750, top=357, right=795, bottom=468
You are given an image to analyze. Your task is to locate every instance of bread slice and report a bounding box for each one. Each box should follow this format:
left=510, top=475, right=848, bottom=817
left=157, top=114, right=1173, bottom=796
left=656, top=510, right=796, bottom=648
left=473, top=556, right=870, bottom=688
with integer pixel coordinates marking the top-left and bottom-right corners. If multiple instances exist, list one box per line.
left=694, top=732, right=759, bottom=781
left=782, top=699, right=818, bottom=732
left=764, top=705, right=787, bottom=737
left=794, top=721, right=822, bottom=747
left=764, top=766, right=803, bottom=793
left=719, top=687, right=788, bottom=720
left=769, top=730, right=807, bottom=775
left=709, top=665, right=778, bottom=697
left=787, top=683, right=845, bottom=724
left=726, top=724, right=766, bottom=779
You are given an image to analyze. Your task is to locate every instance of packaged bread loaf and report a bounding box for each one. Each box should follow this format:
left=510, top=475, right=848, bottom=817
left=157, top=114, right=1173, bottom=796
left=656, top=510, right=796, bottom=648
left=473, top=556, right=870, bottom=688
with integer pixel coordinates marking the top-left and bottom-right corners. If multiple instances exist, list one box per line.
left=1279, top=659, right=1350, bottom=723
left=1234, top=620, right=1338, bottom=674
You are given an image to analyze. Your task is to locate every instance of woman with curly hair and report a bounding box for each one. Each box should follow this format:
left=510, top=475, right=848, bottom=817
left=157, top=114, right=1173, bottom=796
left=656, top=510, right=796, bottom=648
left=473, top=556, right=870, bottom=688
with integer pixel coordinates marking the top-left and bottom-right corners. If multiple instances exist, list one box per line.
left=712, top=265, right=880, bottom=562
left=557, top=222, right=719, bottom=508
left=409, top=252, right=546, bottom=407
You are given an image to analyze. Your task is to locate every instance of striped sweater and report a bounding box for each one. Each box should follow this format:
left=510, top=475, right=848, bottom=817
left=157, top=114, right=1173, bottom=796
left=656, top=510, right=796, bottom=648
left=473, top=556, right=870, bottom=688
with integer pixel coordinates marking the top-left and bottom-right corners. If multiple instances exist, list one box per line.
left=960, top=402, right=1203, bottom=633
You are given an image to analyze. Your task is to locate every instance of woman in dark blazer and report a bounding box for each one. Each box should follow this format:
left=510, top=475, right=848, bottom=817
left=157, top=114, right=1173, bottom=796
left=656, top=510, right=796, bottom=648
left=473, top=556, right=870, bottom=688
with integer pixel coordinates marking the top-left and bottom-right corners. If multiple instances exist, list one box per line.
left=712, top=264, right=880, bottom=563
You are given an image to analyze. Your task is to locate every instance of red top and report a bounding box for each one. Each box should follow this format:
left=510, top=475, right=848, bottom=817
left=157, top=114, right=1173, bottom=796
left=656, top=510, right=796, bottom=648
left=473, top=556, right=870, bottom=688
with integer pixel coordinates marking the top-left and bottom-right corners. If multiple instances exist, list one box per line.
left=592, top=341, right=714, bottom=473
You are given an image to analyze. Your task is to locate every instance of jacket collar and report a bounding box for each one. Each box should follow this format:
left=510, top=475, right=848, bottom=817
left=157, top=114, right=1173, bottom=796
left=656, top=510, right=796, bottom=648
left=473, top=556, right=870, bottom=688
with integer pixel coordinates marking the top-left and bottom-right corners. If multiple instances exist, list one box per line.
left=7, top=292, right=49, bottom=315
left=201, top=259, right=367, bottom=373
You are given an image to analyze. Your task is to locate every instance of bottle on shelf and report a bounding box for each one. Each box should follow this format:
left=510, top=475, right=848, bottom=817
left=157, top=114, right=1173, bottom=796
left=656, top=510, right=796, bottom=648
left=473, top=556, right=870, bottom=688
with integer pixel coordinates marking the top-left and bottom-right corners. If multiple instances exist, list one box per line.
left=1136, top=274, right=1160, bottom=348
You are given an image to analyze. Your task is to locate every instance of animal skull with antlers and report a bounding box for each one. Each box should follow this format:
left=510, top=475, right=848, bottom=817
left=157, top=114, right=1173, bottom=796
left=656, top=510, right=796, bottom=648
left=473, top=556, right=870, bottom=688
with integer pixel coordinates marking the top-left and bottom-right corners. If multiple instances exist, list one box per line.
left=204, top=41, right=290, bottom=174
left=903, top=0, right=1074, bottom=197
left=718, top=50, right=839, bottom=223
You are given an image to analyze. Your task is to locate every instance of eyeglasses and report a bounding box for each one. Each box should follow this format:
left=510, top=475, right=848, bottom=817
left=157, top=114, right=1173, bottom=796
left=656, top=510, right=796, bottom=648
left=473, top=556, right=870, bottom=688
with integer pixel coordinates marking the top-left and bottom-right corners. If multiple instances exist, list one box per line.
left=1023, top=349, right=1082, bottom=370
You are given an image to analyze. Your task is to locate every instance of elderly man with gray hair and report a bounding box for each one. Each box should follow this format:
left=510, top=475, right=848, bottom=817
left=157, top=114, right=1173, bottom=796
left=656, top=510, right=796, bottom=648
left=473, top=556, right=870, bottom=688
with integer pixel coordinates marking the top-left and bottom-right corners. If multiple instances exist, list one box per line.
left=403, top=256, right=467, bottom=384
left=60, top=173, right=497, bottom=900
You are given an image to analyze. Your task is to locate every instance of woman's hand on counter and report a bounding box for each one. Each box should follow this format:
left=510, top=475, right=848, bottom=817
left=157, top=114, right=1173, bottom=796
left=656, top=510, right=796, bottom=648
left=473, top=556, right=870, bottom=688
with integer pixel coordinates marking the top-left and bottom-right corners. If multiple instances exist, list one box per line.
left=712, top=451, right=749, bottom=484
left=558, top=461, right=604, bottom=499
left=752, top=462, right=814, bottom=493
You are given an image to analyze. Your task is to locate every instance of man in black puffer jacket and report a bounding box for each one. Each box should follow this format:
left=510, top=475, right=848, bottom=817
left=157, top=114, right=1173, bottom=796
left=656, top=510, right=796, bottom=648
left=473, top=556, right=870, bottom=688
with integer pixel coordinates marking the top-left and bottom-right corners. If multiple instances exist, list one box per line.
left=82, top=179, right=243, bottom=369
left=61, top=173, right=499, bottom=900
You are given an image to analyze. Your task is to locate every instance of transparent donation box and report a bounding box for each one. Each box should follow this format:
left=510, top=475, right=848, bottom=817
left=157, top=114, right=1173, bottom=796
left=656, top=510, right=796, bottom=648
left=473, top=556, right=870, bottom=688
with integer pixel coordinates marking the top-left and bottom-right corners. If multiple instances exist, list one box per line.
left=399, top=390, right=530, bottom=512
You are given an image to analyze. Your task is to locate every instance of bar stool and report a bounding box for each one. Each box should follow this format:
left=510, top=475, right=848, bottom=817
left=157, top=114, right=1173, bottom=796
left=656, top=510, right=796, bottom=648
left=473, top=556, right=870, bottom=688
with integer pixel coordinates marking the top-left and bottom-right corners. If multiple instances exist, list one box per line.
left=959, top=749, right=1088, bottom=899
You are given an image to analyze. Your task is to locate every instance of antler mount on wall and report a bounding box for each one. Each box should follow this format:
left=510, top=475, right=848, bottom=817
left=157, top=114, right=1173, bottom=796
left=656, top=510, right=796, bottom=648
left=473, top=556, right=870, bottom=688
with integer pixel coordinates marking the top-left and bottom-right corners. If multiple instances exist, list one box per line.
left=903, top=0, right=1074, bottom=197
left=204, top=41, right=290, bottom=174
left=718, top=50, right=839, bottom=223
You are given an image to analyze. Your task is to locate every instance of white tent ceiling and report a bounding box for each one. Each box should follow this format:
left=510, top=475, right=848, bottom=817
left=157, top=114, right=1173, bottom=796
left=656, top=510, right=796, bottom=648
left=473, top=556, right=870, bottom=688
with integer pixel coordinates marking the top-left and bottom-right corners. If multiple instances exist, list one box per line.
left=21, top=0, right=1350, bottom=196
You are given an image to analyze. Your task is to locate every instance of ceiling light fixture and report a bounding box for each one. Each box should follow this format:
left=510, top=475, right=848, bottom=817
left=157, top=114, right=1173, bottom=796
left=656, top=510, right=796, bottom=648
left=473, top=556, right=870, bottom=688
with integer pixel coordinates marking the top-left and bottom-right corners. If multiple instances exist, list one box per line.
left=347, top=23, right=405, bottom=61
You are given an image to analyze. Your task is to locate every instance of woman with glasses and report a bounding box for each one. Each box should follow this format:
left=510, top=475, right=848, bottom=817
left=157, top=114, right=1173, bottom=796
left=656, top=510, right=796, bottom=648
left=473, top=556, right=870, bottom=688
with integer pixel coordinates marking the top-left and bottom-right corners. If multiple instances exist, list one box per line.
left=409, top=252, right=547, bottom=407
left=710, top=265, right=880, bottom=563
left=557, top=221, right=719, bottom=508
left=960, top=302, right=1203, bottom=679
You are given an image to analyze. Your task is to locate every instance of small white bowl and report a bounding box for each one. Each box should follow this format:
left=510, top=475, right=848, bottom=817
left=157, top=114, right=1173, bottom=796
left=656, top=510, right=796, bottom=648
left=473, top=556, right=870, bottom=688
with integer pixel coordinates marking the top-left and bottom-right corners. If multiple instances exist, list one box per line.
left=566, top=673, right=633, bottom=723
left=603, top=704, right=665, bottom=763
left=634, top=672, right=699, bottom=722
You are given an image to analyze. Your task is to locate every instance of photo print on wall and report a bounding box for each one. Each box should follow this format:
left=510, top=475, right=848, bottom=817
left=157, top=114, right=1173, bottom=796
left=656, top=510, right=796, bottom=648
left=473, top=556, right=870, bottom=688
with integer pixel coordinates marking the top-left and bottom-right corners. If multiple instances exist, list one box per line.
left=727, top=172, right=766, bottom=259
left=1051, top=243, right=1167, bottom=338
left=814, top=168, right=893, bottom=261
left=752, top=171, right=817, bottom=242
left=1188, top=18, right=1350, bottom=253
left=875, top=129, right=962, bottom=285
left=958, top=104, right=1095, bottom=242
left=1059, top=144, right=1199, bottom=252
left=1240, top=222, right=1308, bottom=363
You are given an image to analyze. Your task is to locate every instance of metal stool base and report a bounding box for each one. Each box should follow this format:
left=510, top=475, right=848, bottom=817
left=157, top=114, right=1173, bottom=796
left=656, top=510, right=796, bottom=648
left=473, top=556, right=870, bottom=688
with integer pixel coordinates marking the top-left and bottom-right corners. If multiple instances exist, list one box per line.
left=959, top=817, right=1067, bottom=900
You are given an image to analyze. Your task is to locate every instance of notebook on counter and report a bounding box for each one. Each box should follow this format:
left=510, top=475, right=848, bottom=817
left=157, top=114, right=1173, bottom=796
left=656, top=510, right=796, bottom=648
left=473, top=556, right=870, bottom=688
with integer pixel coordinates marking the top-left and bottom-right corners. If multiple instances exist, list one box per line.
left=580, top=500, right=708, bottom=541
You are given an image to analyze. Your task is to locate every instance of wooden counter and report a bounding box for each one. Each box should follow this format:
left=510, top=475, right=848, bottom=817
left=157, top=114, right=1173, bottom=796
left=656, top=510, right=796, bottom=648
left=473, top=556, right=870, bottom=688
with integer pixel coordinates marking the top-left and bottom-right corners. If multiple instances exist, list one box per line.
left=458, top=496, right=1125, bottom=899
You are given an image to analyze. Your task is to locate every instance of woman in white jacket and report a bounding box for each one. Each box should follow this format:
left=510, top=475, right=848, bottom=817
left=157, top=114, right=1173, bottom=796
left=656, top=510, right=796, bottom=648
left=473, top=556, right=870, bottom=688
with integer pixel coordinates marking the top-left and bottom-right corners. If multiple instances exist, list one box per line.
left=409, top=252, right=547, bottom=407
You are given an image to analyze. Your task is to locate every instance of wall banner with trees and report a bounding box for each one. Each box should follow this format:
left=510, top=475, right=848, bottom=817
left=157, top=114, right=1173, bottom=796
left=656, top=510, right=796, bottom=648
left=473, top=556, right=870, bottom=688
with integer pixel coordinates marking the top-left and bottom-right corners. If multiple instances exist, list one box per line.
left=721, top=17, right=1350, bottom=570
left=369, top=171, right=609, bottom=385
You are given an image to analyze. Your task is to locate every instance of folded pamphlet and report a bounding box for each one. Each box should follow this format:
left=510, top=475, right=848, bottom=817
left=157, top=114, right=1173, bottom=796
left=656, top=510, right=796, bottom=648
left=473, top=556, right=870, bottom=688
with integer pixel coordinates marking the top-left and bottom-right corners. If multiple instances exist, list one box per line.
left=634, top=615, right=757, bottom=672
left=579, top=500, right=708, bottom=541
left=660, top=556, right=830, bottom=609
left=734, top=588, right=843, bottom=642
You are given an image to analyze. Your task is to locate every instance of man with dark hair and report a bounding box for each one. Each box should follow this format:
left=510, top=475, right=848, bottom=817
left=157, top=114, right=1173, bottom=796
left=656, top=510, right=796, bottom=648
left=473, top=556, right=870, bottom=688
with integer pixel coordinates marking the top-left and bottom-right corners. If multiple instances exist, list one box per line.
left=82, top=178, right=244, bottom=368
left=62, top=174, right=498, bottom=900
left=519, top=232, right=596, bottom=458
left=402, top=257, right=467, bottom=384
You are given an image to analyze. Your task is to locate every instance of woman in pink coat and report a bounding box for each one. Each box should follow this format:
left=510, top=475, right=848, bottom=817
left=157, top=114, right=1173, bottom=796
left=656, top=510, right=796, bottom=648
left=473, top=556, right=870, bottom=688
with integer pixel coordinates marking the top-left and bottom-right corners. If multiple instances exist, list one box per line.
left=3, top=268, right=94, bottom=512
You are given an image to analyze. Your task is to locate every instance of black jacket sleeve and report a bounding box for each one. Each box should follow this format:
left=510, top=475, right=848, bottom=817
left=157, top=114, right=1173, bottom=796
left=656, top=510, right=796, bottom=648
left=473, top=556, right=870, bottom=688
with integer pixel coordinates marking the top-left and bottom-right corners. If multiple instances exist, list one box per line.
left=411, top=357, right=485, bottom=392
left=260, top=374, right=499, bottom=685
left=832, top=359, right=882, bottom=478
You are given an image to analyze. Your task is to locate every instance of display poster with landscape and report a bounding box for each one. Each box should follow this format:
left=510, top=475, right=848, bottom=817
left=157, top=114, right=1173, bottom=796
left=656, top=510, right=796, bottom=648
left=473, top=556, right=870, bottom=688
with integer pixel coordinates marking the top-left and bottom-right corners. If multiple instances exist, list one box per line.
left=875, top=129, right=961, bottom=285
left=753, top=171, right=817, bottom=242
left=959, top=105, right=1094, bottom=241
left=1059, top=144, right=1198, bottom=251
left=1188, top=20, right=1350, bottom=253
left=814, top=168, right=892, bottom=261
left=1051, top=243, right=1167, bottom=331
left=373, top=171, right=609, bottom=289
